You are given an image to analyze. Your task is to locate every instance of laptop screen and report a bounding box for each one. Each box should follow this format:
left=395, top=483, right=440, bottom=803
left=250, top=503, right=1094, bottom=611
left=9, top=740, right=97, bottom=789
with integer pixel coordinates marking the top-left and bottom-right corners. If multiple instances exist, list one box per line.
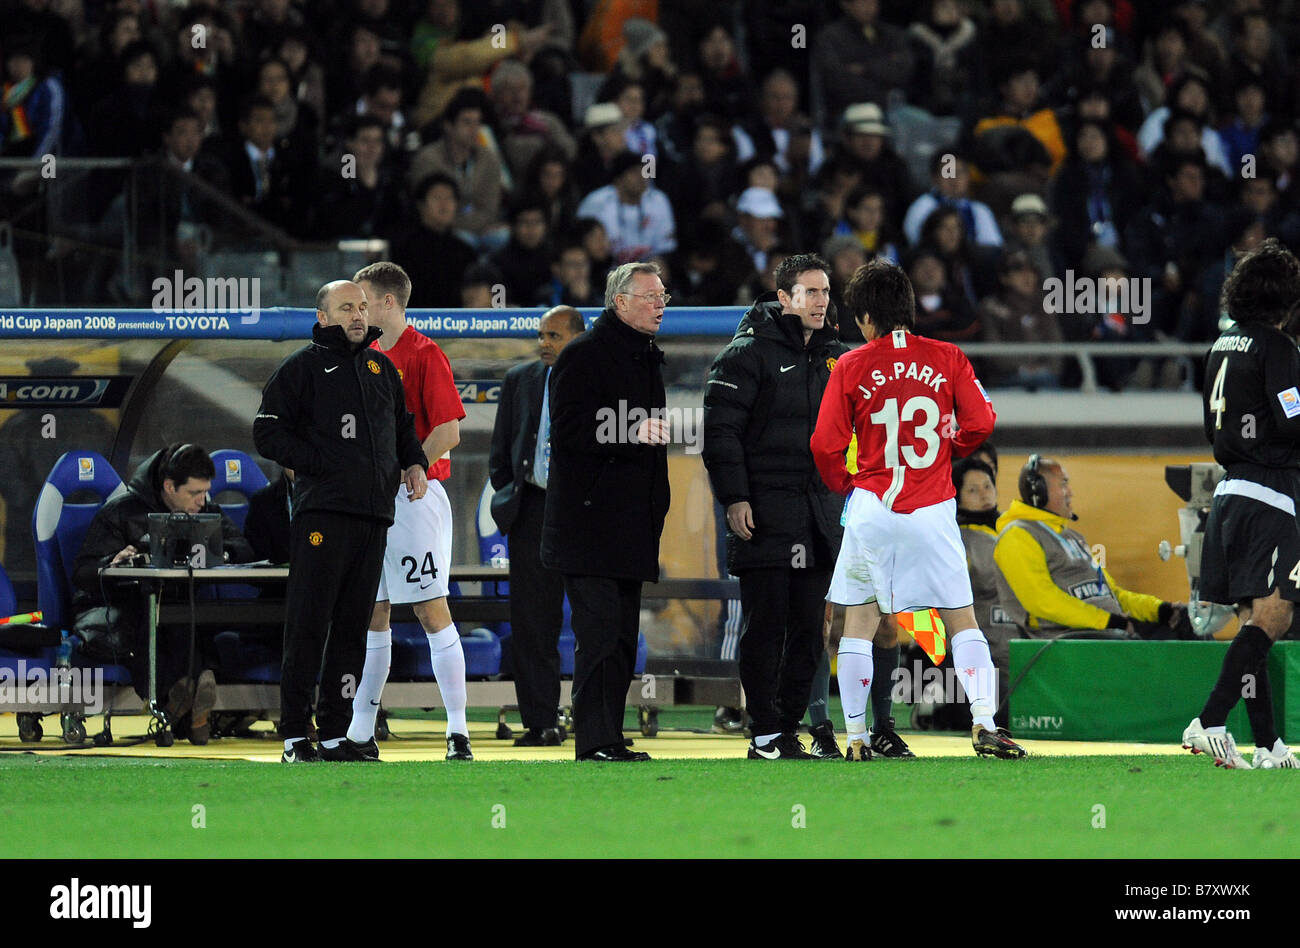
left=147, top=512, right=223, bottom=567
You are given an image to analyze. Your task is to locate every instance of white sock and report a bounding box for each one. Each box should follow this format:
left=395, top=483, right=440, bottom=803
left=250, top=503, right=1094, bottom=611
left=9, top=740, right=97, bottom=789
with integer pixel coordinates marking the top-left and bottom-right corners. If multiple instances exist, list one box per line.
left=284, top=738, right=302, bottom=752
left=951, top=628, right=998, bottom=731
left=1206, top=725, right=1226, bottom=735
left=754, top=732, right=781, bottom=747
left=427, top=623, right=467, bottom=736
left=347, top=628, right=391, bottom=743
left=320, top=737, right=343, bottom=749
left=837, top=637, right=874, bottom=742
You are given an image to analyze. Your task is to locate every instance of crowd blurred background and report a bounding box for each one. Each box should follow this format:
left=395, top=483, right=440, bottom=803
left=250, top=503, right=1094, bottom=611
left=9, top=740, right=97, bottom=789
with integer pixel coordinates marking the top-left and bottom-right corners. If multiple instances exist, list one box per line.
left=4, top=0, right=1300, bottom=389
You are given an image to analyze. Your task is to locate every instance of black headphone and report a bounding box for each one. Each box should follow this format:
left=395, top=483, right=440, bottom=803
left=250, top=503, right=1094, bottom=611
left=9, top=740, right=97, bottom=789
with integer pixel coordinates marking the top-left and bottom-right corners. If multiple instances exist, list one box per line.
left=1020, top=453, right=1047, bottom=509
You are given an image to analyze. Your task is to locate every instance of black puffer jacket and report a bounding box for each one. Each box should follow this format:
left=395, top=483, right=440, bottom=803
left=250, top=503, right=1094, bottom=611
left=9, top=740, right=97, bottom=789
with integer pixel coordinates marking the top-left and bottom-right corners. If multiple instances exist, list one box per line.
left=72, top=448, right=255, bottom=609
left=253, top=323, right=426, bottom=525
left=703, top=294, right=849, bottom=572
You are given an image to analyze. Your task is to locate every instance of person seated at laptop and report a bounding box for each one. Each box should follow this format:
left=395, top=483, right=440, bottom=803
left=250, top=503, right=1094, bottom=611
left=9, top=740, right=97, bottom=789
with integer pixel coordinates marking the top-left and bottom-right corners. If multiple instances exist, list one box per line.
left=72, top=443, right=255, bottom=744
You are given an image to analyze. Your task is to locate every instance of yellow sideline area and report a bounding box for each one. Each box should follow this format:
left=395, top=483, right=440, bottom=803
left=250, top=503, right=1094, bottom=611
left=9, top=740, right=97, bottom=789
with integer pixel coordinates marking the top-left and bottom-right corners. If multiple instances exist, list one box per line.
left=0, top=713, right=1186, bottom=762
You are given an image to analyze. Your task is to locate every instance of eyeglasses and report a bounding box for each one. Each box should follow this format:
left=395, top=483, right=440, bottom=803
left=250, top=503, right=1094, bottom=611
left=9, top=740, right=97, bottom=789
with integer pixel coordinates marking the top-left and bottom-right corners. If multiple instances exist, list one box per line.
left=622, top=292, right=671, bottom=305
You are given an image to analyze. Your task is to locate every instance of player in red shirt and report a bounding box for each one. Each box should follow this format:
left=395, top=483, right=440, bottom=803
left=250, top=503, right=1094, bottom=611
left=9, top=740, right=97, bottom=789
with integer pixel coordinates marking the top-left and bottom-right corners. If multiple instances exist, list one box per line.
left=347, top=262, right=472, bottom=761
left=811, top=260, right=1025, bottom=761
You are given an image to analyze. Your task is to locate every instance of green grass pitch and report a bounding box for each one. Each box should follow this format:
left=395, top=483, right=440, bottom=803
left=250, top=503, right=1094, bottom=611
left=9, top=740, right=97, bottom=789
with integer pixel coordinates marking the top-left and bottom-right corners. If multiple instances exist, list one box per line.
left=2, top=754, right=1296, bottom=858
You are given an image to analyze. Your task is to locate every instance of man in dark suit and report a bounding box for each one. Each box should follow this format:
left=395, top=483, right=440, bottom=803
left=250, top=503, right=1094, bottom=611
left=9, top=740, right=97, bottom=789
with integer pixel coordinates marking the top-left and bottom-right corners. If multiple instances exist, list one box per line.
left=215, top=94, right=309, bottom=236
left=542, top=264, right=672, bottom=761
left=489, top=305, right=585, bottom=746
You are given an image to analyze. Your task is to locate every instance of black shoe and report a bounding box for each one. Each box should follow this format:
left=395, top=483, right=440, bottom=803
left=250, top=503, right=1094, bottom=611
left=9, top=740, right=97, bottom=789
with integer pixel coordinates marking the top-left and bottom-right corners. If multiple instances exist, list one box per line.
left=319, top=738, right=380, bottom=762
left=281, top=738, right=321, bottom=763
left=712, top=706, right=746, bottom=734
left=446, top=733, right=474, bottom=760
left=578, top=744, right=651, bottom=761
left=514, top=727, right=563, bottom=746
left=972, top=724, right=1027, bottom=759
left=808, top=721, right=844, bottom=759
left=747, top=732, right=813, bottom=759
left=870, top=721, right=916, bottom=759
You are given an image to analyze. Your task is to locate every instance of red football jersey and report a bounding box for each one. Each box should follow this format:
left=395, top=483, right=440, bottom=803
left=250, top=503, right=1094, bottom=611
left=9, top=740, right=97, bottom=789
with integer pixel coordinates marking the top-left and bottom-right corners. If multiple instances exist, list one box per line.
left=372, top=325, right=465, bottom=481
left=811, top=329, right=995, bottom=512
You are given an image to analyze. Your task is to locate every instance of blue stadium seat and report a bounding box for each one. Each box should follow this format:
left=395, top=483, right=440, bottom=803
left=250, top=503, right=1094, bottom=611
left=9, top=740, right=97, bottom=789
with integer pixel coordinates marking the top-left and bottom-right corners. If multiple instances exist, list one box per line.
left=208, top=449, right=270, bottom=531
left=389, top=623, right=501, bottom=680
left=31, top=451, right=132, bottom=684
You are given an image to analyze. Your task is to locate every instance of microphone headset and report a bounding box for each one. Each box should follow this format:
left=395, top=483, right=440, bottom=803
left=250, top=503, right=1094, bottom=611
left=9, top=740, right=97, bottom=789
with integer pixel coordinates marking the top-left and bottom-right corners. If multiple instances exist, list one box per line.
left=1020, top=454, right=1078, bottom=519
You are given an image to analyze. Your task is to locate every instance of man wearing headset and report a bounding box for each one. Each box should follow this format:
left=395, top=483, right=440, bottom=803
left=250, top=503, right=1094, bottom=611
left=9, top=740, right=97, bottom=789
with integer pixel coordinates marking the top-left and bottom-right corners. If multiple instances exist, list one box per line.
left=992, top=455, right=1186, bottom=641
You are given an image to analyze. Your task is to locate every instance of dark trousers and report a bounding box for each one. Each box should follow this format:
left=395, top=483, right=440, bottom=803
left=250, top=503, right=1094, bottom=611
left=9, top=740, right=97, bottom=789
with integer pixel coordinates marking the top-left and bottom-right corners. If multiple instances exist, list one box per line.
left=508, top=484, right=566, bottom=730
left=564, top=574, right=641, bottom=757
left=737, top=564, right=832, bottom=736
left=280, top=510, right=388, bottom=741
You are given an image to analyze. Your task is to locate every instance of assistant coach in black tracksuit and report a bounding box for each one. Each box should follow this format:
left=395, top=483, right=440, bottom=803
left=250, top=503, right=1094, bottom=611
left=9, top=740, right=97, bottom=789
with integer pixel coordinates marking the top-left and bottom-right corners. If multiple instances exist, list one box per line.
left=542, top=264, right=671, bottom=761
left=254, top=280, right=427, bottom=762
left=703, top=255, right=848, bottom=758
left=488, top=306, right=584, bottom=746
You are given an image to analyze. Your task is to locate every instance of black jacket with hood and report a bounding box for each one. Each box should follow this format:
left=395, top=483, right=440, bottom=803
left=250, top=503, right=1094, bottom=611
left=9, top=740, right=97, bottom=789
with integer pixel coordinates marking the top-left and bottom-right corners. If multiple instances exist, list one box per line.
left=703, top=293, right=849, bottom=572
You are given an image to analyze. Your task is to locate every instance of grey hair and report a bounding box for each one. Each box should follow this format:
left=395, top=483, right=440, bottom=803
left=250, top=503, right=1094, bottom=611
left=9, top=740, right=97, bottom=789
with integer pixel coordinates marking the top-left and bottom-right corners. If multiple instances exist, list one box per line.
left=605, top=262, right=662, bottom=310
left=492, top=59, right=532, bottom=88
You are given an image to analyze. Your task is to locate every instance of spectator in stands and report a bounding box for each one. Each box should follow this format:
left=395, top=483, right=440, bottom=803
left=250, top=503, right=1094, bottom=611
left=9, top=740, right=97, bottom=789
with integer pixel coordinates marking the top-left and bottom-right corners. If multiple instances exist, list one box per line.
left=216, top=94, right=308, bottom=236
left=182, top=74, right=223, bottom=146
left=907, top=0, right=983, bottom=119
left=829, top=103, right=913, bottom=224
left=1198, top=207, right=1265, bottom=344
left=1171, top=0, right=1228, bottom=87
left=489, top=59, right=575, bottom=180
left=903, top=150, right=1002, bottom=248
left=668, top=219, right=752, bottom=306
left=973, top=59, right=1067, bottom=185
left=135, top=108, right=231, bottom=265
left=1124, top=152, right=1226, bottom=342
left=737, top=245, right=789, bottom=304
left=488, top=304, right=585, bottom=747
left=391, top=173, right=478, bottom=309
left=72, top=444, right=256, bottom=744
left=1137, top=72, right=1230, bottom=177
left=345, top=0, right=415, bottom=78
left=733, top=69, right=824, bottom=178
left=408, top=88, right=508, bottom=252
left=410, top=0, right=552, bottom=128
left=731, top=186, right=785, bottom=276
left=327, top=23, right=382, bottom=121
left=1217, top=76, right=1269, bottom=175
left=1046, top=27, right=1143, bottom=136
left=814, top=0, right=915, bottom=122
left=573, top=216, right=613, bottom=280
left=696, top=23, right=752, bottom=125
left=1227, top=9, right=1290, bottom=119
left=1237, top=172, right=1300, bottom=246
left=1147, top=110, right=1232, bottom=197
left=919, top=205, right=991, bottom=311
left=977, top=0, right=1057, bottom=81
left=654, top=69, right=706, bottom=166
left=164, top=9, right=238, bottom=94
left=599, top=18, right=675, bottom=122
left=663, top=114, right=741, bottom=226
left=490, top=198, right=553, bottom=305
left=0, top=35, right=64, bottom=161
left=255, top=56, right=319, bottom=174
left=69, top=9, right=143, bottom=117
left=571, top=102, right=629, bottom=196
left=276, top=29, right=328, bottom=145
left=536, top=239, right=602, bottom=307
left=317, top=115, right=402, bottom=240
left=350, top=66, right=413, bottom=168
left=908, top=245, right=979, bottom=343
left=953, top=457, right=1019, bottom=725
left=1133, top=19, right=1193, bottom=115
left=803, top=154, right=865, bottom=249
left=605, top=77, right=657, bottom=159
left=1051, top=118, right=1140, bottom=273
left=520, top=144, right=579, bottom=238
left=1259, top=120, right=1300, bottom=204
left=830, top=185, right=900, bottom=265
left=993, top=455, right=1189, bottom=641
left=246, top=0, right=308, bottom=65
left=460, top=261, right=504, bottom=308
left=575, top=150, right=676, bottom=263
left=1003, top=192, right=1060, bottom=281
left=822, top=235, right=868, bottom=341
left=87, top=40, right=162, bottom=159
left=979, top=249, right=1064, bottom=389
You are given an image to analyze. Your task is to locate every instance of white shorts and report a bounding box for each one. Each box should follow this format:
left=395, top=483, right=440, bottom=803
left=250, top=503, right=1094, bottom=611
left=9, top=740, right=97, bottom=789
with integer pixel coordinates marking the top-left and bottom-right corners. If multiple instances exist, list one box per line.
left=376, top=479, right=452, bottom=604
left=827, top=489, right=973, bottom=613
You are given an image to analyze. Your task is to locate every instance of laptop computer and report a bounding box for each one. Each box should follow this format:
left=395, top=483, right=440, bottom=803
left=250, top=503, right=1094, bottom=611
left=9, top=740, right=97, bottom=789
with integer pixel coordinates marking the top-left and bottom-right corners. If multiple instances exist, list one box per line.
left=147, top=512, right=223, bottom=567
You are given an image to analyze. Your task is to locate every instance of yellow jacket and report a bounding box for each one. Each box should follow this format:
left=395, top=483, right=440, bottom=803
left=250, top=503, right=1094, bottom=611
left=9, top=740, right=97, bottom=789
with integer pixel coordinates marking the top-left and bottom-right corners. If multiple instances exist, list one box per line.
left=993, top=500, right=1162, bottom=632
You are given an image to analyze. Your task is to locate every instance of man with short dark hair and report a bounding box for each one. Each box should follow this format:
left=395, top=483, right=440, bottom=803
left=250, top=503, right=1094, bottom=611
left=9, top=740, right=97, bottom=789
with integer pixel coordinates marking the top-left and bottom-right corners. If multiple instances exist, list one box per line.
left=1184, top=238, right=1300, bottom=769
left=254, top=280, right=428, bottom=763
left=73, top=443, right=255, bottom=744
left=542, top=264, right=671, bottom=760
left=490, top=305, right=585, bottom=746
left=390, top=173, right=477, bottom=308
left=704, top=252, right=849, bottom=760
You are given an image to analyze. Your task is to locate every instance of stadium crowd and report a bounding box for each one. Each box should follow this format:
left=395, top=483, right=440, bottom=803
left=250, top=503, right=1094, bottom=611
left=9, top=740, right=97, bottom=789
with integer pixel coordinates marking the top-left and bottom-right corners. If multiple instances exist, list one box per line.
left=5, top=0, right=1300, bottom=388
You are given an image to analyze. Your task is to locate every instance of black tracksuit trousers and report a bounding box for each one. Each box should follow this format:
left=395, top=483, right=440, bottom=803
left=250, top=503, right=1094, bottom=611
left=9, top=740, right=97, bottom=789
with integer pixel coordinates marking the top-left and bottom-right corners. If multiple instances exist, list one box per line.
left=280, top=510, right=388, bottom=741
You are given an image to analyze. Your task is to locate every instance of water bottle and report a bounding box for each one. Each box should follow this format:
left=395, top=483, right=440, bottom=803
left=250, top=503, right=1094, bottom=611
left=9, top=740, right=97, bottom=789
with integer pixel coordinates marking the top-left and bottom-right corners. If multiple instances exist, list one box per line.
left=56, top=631, right=73, bottom=703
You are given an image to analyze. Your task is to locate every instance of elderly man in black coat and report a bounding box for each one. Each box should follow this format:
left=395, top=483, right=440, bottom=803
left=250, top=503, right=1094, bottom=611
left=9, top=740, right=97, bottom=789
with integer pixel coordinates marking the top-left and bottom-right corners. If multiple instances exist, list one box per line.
left=703, top=253, right=848, bottom=760
left=541, top=263, right=672, bottom=761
